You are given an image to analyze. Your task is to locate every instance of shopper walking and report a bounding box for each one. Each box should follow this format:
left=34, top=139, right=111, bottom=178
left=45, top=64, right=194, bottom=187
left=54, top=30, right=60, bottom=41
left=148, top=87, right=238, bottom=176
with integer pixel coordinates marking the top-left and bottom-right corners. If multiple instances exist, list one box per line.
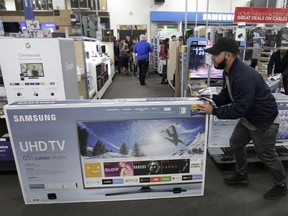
left=160, top=38, right=169, bottom=84
left=133, top=34, right=153, bottom=86
left=125, top=35, right=133, bottom=73
left=198, top=37, right=286, bottom=200
left=267, top=49, right=288, bottom=95
left=113, top=37, right=120, bottom=74
left=131, top=39, right=138, bottom=76
left=119, top=39, right=129, bottom=76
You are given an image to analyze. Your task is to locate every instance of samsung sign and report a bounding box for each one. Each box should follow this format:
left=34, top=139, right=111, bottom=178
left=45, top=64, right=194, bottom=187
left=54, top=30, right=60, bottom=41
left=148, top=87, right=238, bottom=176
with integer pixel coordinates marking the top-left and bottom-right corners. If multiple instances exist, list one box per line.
left=202, top=13, right=234, bottom=22
left=150, top=11, right=234, bottom=23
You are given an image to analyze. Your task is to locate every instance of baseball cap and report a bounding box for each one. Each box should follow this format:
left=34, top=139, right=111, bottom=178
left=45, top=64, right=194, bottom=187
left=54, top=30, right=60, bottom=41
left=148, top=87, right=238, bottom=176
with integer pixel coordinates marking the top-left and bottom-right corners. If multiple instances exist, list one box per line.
left=205, top=37, right=239, bottom=55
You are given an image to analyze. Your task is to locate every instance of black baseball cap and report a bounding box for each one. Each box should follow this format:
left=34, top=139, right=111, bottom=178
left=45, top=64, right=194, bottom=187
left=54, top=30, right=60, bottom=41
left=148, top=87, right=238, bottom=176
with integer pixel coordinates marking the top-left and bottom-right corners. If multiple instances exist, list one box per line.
left=205, top=37, right=239, bottom=55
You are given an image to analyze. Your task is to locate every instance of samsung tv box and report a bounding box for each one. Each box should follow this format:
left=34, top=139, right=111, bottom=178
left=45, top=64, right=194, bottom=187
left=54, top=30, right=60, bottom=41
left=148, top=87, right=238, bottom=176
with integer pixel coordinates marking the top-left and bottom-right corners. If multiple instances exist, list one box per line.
left=4, top=98, right=208, bottom=204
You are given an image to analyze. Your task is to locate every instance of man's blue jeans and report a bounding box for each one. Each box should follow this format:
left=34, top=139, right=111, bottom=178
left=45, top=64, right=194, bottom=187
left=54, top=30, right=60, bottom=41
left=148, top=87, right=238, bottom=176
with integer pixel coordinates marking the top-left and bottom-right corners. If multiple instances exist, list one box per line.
left=230, top=120, right=286, bottom=185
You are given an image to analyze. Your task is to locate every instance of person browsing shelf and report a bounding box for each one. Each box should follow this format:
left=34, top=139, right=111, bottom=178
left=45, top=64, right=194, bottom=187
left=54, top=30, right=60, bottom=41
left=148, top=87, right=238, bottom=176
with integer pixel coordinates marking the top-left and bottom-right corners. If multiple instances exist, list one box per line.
left=160, top=38, right=169, bottom=84
left=267, top=49, right=288, bottom=95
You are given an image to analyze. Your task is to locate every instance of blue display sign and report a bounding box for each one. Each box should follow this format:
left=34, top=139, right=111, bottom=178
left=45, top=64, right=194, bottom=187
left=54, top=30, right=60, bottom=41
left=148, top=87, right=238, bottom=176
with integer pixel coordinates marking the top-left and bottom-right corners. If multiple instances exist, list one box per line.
left=41, top=22, right=56, bottom=33
left=21, top=0, right=34, bottom=20
left=150, top=11, right=234, bottom=23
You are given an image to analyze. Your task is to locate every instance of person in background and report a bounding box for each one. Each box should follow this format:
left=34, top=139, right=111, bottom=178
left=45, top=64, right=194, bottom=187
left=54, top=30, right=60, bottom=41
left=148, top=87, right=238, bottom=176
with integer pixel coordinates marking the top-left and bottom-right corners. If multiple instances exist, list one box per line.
left=131, top=39, right=138, bottom=76
left=125, top=35, right=133, bottom=72
left=171, top=35, right=177, bottom=41
left=267, top=49, right=288, bottom=95
left=198, top=37, right=286, bottom=200
left=113, top=37, right=120, bottom=73
left=160, top=38, right=169, bottom=84
left=133, top=34, right=153, bottom=86
left=119, top=39, right=129, bottom=76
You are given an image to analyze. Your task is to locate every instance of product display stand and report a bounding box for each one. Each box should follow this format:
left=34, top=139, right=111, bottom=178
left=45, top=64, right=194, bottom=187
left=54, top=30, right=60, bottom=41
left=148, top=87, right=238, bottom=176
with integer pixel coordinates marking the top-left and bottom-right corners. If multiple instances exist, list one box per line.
left=76, top=37, right=113, bottom=99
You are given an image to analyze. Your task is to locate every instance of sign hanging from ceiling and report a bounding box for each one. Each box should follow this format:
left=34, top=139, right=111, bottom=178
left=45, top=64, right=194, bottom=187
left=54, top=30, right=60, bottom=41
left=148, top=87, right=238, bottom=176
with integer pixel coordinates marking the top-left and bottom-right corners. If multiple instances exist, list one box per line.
left=234, top=7, right=288, bottom=24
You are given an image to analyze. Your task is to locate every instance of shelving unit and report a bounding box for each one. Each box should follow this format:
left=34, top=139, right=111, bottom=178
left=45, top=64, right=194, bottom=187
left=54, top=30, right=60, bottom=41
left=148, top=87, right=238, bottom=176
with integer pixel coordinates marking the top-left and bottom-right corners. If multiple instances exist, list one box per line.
left=88, top=56, right=112, bottom=99
left=151, top=37, right=161, bottom=73
left=74, top=37, right=113, bottom=99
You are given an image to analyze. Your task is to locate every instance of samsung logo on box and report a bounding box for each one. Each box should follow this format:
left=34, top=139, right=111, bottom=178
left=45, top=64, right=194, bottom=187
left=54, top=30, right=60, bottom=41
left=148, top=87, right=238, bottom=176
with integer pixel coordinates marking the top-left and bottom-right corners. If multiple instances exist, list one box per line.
left=13, top=114, right=57, bottom=122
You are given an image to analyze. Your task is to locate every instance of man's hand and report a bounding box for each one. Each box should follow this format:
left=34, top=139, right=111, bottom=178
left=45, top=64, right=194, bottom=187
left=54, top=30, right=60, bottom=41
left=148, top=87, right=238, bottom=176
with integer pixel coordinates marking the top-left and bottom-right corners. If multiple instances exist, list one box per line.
left=197, top=102, right=214, bottom=115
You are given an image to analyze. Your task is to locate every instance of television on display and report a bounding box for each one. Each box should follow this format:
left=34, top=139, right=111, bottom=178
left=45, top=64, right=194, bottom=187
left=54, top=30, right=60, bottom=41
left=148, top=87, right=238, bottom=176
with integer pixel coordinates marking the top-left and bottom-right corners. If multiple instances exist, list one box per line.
left=252, top=29, right=266, bottom=44
left=19, top=63, right=44, bottom=79
left=41, top=22, right=56, bottom=33
left=3, top=22, right=20, bottom=33
left=20, top=22, right=27, bottom=32
left=189, top=45, right=223, bottom=79
left=77, top=117, right=206, bottom=190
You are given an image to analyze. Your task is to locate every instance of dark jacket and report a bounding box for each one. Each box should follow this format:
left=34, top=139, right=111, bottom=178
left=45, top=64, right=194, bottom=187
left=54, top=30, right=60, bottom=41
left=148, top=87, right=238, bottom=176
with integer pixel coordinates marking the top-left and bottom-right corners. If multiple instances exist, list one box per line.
left=267, top=50, right=288, bottom=77
left=212, top=58, right=278, bottom=132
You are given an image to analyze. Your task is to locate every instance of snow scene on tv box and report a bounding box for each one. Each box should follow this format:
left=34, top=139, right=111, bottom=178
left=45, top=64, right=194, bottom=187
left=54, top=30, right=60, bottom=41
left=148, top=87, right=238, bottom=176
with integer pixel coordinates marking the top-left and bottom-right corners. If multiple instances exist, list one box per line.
left=77, top=118, right=206, bottom=159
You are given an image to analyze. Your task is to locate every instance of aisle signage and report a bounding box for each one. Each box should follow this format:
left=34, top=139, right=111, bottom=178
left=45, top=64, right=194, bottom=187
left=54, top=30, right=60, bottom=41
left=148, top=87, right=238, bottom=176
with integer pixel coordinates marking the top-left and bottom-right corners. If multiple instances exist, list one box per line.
left=234, top=7, right=288, bottom=24
left=150, top=11, right=234, bottom=23
left=202, top=13, right=234, bottom=22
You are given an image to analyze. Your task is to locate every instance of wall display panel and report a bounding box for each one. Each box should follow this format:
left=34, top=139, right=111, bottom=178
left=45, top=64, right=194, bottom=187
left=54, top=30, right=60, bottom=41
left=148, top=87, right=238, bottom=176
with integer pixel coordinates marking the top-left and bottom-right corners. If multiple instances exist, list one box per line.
left=5, top=98, right=208, bottom=204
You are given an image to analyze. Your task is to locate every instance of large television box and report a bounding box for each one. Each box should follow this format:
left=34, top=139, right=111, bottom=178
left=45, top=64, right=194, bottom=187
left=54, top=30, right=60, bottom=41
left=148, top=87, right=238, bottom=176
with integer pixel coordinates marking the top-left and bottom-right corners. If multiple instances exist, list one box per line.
left=207, top=93, right=288, bottom=164
left=4, top=98, right=208, bottom=204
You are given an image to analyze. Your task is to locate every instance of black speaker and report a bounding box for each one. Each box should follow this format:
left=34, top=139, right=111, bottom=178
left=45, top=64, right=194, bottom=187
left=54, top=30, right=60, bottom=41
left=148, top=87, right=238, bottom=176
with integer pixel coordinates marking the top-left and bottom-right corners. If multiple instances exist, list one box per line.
left=154, top=0, right=165, bottom=4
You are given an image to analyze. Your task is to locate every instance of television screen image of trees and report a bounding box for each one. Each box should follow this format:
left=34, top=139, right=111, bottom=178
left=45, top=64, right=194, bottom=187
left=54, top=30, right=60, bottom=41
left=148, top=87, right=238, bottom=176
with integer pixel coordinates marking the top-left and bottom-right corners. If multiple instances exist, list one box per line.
left=77, top=118, right=206, bottom=159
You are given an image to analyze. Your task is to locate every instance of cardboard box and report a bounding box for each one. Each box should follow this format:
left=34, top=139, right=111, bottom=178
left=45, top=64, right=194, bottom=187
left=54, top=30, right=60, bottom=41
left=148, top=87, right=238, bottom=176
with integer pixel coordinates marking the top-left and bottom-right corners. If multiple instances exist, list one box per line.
left=5, top=98, right=207, bottom=204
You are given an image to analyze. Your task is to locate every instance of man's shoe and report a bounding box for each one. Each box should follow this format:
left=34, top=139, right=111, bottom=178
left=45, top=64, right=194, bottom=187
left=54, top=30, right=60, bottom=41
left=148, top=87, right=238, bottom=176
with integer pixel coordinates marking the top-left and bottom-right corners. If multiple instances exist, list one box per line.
left=264, top=184, right=287, bottom=200
left=161, top=80, right=168, bottom=84
left=224, top=173, right=249, bottom=184
left=141, top=83, right=146, bottom=86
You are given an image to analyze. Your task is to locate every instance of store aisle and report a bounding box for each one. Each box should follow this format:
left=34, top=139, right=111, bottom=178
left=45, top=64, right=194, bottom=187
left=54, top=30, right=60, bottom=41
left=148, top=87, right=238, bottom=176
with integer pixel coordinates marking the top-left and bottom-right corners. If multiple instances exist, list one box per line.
left=102, top=72, right=174, bottom=99
left=1, top=70, right=288, bottom=216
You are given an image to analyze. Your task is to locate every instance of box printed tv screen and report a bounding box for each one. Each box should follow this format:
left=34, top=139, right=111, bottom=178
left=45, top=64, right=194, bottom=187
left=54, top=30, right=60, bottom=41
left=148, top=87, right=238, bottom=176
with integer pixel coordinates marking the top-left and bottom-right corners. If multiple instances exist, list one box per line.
left=77, top=117, right=206, bottom=188
left=278, top=109, right=288, bottom=141
left=20, top=63, right=44, bottom=78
